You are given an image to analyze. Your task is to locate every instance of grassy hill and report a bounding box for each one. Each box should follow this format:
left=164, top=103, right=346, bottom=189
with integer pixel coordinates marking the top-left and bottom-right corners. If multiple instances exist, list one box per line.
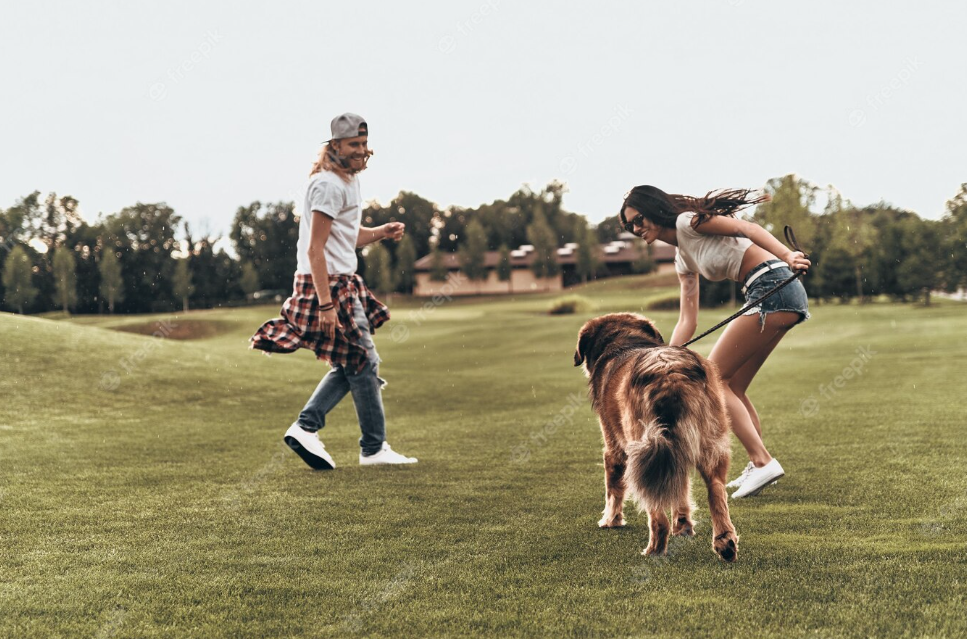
left=2, top=277, right=966, bottom=637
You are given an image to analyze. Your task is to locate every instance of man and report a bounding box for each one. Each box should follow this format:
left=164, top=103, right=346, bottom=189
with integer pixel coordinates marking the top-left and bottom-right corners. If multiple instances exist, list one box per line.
left=250, top=113, right=417, bottom=469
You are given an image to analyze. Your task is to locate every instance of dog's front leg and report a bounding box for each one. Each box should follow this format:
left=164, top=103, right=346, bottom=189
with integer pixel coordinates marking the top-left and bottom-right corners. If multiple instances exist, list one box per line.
left=598, top=447, right=627, bottom=528
left=643, top=509, right=670, bottom=556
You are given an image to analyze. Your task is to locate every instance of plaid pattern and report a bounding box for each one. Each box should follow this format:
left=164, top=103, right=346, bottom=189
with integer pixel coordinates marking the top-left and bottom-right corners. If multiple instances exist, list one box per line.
left=249, top=273, right=390, bottom=374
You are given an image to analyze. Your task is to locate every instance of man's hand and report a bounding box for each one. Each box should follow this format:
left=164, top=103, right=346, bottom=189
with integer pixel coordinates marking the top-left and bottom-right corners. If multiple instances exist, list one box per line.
left=319, top=306, right=342, bottom=340
left=382, top=222, right=405, bottom=242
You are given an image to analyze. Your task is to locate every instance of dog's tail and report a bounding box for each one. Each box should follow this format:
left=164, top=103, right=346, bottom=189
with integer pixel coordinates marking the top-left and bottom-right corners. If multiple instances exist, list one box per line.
left=625, top=413, right=699, bottom=513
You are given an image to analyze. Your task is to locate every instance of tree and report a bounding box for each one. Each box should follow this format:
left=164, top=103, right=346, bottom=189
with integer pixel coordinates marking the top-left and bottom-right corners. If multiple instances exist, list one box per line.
left=942, top=183, right=967, bottom=292
left=496, top=244, right=513, bottom=292
left=429, top=246, right=449, bottom=282
left=366, top=244, right=396, bottom=296
left=576, top=225, right=600, bottom=283
left=52, top=247, right=77, bottom=312
left=2, top=245, right=38, bottom=313
left=240, top=261, right=260, bottom=297
left=631, top=240, right=655, bottom=275
left=897, top=218, right=941, bottom=305
left=364, top=192, right=439, bottom=262
left=102, top=202, right=182, bottom=312
left=595, top=215, right=624, bottom=243
left=395, top=234, right=417, bottom=294
left=230, top=201, right=299, bottom=291
left=40, top=193, right=82, bottom=254
left=173, top=259, right=194, bottom=312
left=98, top=249, right=124, bottom=314
left=827, top=201, right=877, bottom=302
left=182, top=222, right=226, bottom=308
left=69, top=219, right=108, bottom=314
left=754, top=174, right=819, bottom=274
left=459, top=218, right=488, bottom=282
left=526, top=203, right=560, bottom=285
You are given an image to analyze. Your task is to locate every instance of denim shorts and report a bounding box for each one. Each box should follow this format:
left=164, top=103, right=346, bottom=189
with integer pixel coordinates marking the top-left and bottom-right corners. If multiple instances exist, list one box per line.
left=741, top=259, right=810, bottom=328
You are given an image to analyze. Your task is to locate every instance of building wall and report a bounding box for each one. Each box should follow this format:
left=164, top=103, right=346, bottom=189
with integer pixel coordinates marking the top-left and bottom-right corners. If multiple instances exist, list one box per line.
left=414, top=269, right=563, bottom=297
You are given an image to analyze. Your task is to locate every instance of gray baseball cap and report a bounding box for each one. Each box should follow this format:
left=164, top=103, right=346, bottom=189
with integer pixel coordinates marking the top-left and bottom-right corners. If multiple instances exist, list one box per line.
left=328, top=113, right=368, bottom=141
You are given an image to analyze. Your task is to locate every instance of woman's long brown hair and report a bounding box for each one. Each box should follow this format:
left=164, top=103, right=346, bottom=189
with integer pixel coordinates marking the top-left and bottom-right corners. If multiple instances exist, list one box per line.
left=620, top=185, right=770, bottom=229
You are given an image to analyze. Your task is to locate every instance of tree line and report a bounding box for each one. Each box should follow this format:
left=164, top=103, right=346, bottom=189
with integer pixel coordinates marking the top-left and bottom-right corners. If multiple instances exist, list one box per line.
left=1, top=176, right=964, bottom=314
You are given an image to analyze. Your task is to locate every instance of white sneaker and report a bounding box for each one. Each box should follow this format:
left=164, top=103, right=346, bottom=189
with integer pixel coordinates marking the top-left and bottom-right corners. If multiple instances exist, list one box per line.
left=726, top=462, right=755, bottom=489
left=359, top=442, right=418, bottom=466
left=731, top=458, right=784, bottom=499
left=284, top=423, right=335, bottom=470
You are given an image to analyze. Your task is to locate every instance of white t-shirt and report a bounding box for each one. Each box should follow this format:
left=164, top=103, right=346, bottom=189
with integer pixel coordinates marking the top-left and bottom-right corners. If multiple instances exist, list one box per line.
left=296, top=170, right=362, bottom=276
left=673, top=212, right=752, bottom=281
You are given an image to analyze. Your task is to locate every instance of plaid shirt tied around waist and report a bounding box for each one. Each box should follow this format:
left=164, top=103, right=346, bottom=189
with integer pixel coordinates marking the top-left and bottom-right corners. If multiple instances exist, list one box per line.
left=249, top=273, right=390, bottom=374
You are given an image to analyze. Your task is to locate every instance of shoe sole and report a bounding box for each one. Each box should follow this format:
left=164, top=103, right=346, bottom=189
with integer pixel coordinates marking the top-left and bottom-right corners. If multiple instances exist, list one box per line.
left=727, top=479, right=778, bottom=490
left=359, top=460, right=418, bottom=466
left=734, top=473, right=784, bottom=498
left=284, top=436, right=335, bottom=470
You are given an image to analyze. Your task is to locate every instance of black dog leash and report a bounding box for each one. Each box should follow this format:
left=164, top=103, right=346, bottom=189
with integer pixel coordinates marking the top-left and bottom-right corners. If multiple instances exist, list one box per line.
left=681, top=226, right=806, bottom=349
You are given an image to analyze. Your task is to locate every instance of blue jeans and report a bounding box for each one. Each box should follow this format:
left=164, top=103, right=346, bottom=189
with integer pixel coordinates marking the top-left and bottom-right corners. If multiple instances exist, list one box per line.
left=296, top=297, right=387, bottom=455
left=741, top=259, right=811, bottom=328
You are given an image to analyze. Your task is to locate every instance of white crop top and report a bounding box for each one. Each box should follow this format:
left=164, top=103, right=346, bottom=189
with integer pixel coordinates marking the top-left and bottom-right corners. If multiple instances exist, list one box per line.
left=673, top=212, right=752, bottom=281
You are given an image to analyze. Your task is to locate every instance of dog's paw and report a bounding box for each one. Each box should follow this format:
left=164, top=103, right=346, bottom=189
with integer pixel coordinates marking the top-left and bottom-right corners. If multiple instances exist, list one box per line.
left=713, top=531, right=738, bottom=563
left=598, top=515, right=626, bottom=528
left=672, top=516, right=695, bottom=537
left=642, top=544, right=667, bottom=557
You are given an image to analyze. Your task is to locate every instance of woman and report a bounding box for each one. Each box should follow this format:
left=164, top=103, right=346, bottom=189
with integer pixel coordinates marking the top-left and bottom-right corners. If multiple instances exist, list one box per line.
left=619, top=185, right=810, bottom=498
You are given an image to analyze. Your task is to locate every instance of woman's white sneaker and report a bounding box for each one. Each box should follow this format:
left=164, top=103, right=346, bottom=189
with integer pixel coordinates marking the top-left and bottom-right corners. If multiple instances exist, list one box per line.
left=284, top=423, right=336, bottom=470
left=359, top=442, right=418, bottom=465
left=731, top=458, right=784, bottom=498
left=726, top=462, right=755, bottom=489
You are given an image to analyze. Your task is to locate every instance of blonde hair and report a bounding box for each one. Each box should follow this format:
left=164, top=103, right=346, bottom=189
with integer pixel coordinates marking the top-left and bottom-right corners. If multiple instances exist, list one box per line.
left=308, top=142, right=372, bottom=182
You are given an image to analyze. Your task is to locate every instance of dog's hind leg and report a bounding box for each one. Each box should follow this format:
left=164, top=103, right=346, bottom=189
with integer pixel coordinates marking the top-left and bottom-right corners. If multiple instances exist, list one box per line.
left=599, top=447, right=627, bottom=528
left=671, top=476, right=696, bottom=537
left=643, top=509, right=670, bottom=556
left=699, top=456, right=738, bottom=562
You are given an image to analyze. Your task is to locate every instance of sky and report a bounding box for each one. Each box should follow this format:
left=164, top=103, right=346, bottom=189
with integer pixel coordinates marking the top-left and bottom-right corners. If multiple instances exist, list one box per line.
left=2, top=0, right=965, bottom=245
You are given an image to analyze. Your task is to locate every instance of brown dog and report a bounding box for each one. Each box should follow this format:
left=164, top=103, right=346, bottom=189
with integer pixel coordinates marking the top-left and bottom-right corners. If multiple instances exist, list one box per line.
left=574, top=313, right=739, bottom=562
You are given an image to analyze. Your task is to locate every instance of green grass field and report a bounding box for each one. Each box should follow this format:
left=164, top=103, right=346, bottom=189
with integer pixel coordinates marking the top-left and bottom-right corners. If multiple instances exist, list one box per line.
left=2, top=274, right=966, bottom=638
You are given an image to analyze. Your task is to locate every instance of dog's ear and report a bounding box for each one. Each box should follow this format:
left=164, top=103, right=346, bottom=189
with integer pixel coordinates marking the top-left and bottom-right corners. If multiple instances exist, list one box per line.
left=574, top=330, right=590, bottom=366
left=639, top=318, right=664, bottom=344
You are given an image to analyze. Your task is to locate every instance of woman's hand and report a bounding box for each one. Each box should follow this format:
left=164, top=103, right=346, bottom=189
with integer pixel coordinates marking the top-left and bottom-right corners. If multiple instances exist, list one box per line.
left=783, top=250, right=811, bottom=274
left=382, top=222, right=406, bottom=242
left=319, top=306, right=342, bottom=340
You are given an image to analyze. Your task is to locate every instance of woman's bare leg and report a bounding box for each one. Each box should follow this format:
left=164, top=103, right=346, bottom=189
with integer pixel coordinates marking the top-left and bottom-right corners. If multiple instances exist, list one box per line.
left=707, top=312, right=800, bottom=466
left=728, top=330, right=786, bottom=438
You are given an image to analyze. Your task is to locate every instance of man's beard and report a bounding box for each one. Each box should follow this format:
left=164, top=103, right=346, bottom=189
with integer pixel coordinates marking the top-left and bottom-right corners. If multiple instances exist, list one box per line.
left=327, top=148, right=372, bottom=173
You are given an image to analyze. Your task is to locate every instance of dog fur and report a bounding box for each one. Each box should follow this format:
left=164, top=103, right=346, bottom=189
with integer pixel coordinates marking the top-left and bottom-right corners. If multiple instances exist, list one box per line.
left=574, top=313, right=739, bottom=562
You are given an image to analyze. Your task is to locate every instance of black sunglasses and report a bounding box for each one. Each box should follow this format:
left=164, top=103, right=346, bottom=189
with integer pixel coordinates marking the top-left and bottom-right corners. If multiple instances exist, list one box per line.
left=621, top=210, right=646, bottom=233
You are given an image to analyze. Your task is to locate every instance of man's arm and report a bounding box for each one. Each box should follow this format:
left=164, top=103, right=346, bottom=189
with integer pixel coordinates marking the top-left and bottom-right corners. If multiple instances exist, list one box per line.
left=308, top=211, right=341, bottom=338
left=356, top=226, right=386, bottom=248
left=356, top=222, right=405, bottom=248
